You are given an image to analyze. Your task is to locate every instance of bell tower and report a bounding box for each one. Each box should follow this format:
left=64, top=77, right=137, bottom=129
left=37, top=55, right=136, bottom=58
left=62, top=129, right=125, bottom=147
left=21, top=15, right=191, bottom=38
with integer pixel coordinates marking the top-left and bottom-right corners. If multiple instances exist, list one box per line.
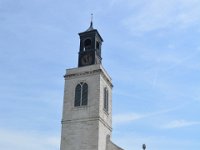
left=78, top=21, right=103, bottom=67
left=60, top=21, right=123, bottom=150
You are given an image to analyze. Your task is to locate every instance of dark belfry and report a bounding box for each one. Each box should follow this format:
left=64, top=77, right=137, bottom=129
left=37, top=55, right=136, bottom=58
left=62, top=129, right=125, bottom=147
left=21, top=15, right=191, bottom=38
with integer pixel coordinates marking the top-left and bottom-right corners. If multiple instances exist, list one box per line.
left=78, top=20, right=103, bottom=67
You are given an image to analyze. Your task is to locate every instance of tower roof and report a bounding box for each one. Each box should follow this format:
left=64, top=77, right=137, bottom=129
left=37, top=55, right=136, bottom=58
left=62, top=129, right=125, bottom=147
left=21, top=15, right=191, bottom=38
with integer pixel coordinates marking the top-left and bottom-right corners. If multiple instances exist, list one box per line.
left=79, top=21, right=103, bottom=42
left=86, top=21, right=94, bottom=31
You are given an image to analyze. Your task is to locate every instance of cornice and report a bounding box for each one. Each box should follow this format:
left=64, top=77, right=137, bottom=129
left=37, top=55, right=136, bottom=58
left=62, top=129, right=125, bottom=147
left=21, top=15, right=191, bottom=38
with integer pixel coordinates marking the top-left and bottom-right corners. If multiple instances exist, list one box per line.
left=62, top=117, right=112, bottom=131
left=64, top=68, right=113, bottom=88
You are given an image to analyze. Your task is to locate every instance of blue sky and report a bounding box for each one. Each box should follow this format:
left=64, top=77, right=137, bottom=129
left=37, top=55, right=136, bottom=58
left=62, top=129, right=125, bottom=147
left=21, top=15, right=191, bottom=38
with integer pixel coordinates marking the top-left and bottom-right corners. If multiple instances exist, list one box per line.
left=0, top=0, right=200, bottom=150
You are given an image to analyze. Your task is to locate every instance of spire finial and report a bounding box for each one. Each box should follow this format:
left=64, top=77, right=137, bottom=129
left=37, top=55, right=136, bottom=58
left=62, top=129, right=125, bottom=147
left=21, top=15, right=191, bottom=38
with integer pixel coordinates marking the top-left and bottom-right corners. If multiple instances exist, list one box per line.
left=142, top=144, right=146, bottom=150
left=91, top=13, right=93, bottom=22
left=90, top=13, right=93, bottom=27
left=86, top=13, right=94, bottom=31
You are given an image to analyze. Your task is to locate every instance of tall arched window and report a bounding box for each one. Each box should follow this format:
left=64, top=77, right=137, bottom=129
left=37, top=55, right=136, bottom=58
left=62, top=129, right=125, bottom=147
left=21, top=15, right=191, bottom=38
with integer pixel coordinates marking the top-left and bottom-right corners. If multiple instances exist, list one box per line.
left=84, top=39, right=92, bottom=51
left=75, top=82, right=88, bottom=107
left=104, top=88, right=109, bottom=112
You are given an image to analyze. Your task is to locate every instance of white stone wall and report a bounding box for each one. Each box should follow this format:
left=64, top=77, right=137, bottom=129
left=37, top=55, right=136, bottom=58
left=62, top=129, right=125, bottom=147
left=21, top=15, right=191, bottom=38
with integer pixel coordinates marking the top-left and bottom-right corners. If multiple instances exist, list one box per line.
left=60, top=120, right=99, bottom=150
left=97, top=74, right=113, bottom=150
left=98, top=121, right=112, bottom=150
left=99, top=75, right=112, bottom=128
left=62, top=72, right=100, bottom=121
left=60, top=64, right=114, bottom=150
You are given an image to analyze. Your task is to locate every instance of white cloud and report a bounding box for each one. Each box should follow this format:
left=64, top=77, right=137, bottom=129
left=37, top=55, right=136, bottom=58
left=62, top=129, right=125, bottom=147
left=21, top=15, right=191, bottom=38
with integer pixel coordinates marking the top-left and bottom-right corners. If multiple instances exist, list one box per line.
left=113, top=113, right=143, bottom=125
left=122, top=0, right=200, bottom=34
left=0, top=128, right=60, bottom=150
left=163, top=120, right=200, bottom=129
left=113, top=108, right=178, bottom=126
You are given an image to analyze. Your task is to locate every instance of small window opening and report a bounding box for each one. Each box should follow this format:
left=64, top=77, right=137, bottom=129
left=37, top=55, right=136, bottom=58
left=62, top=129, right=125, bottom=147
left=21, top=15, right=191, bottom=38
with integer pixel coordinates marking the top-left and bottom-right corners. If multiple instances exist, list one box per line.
left=104, top=88, right=109, bottom=112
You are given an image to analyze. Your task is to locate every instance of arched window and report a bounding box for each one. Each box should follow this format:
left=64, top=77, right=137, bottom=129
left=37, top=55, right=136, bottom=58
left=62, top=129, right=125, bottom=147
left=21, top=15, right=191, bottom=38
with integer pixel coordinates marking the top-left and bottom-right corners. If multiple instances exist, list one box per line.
left=75, top=82, right=88, bottom=107
left=104, top=88, right=109, bottom=112
left=84, top=39, right=92, bottom=51
left=96, top=41, right=99, bottom=49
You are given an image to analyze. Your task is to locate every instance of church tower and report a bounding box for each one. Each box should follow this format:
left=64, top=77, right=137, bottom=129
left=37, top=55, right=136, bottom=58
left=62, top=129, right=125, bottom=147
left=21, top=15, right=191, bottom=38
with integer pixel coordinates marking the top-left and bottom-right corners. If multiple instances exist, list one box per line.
left=60, top=20, right=123, bottom=150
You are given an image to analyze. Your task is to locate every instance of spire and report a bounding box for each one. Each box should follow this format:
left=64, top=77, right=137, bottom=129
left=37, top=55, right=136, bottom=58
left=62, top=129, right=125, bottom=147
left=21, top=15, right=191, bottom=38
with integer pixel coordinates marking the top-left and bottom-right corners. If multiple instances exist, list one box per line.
left=142, top=144, right=146, bottom=150
left=86, top=13, right=94, bottom=31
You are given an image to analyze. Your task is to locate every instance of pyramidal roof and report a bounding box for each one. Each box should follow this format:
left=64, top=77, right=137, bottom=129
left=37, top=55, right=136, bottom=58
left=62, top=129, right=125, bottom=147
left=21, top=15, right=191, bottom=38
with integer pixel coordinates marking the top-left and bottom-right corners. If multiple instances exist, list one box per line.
left=86, top=21, right=94, bottom=31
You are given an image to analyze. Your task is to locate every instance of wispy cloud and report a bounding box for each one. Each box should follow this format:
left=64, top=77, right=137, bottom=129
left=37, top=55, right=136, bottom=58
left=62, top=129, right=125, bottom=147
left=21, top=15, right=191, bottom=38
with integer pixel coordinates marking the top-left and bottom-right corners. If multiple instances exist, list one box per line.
left=0, top=128, right=60, bottom=150
left=113, top=107, right=179, bottom=125
left=162, top=120, right=200, bottom=129
left=113, top=113, right=143, bottom=125
left=122, top=0, right=200, bottom=34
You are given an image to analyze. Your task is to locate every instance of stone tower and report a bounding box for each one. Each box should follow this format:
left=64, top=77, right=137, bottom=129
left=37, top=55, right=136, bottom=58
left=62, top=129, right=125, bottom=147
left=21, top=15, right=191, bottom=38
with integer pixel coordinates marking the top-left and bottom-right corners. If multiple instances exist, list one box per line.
left=60, top=21, right=123, bottom=150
